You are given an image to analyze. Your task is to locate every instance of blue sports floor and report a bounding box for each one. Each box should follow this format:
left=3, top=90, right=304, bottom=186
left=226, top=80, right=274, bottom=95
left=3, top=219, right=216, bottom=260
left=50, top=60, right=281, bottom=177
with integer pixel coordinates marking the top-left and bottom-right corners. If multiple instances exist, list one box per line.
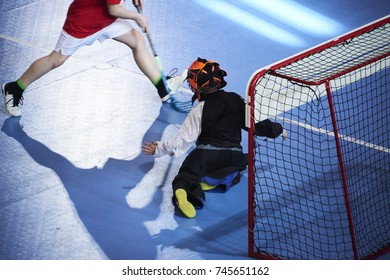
left=0, top=0, right=389, bottom=260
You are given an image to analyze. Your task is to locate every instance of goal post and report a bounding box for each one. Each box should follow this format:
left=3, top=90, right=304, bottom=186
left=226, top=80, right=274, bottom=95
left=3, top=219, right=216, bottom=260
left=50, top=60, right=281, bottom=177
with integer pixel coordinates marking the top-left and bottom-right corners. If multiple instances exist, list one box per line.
left=246, top=16, right=390, bottom=260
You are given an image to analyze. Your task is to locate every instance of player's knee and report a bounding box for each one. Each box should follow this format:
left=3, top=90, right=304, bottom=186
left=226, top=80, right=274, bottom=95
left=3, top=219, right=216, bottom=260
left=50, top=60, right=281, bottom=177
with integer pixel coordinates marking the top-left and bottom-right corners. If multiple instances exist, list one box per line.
left=49, top=52, right=68, bottom=69
left=130, top=29, right=146, bottom=50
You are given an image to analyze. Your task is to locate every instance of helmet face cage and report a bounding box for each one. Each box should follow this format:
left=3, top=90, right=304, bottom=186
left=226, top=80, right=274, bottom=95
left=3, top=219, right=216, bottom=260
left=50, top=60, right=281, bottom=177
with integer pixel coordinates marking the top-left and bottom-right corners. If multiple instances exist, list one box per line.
left=186, top=58, right=227, bottom=95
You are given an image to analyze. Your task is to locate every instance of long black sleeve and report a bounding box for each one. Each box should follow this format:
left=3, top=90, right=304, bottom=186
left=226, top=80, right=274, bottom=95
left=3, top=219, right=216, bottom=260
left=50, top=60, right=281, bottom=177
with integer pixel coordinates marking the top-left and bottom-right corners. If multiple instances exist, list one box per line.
left=254, top=119, right=283, bottom=138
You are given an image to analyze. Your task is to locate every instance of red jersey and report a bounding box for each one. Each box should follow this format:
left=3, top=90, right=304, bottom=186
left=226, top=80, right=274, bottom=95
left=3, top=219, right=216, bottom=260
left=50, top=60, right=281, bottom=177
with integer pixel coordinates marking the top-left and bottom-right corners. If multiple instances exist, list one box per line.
left=63, top=0, right=122, bottom=38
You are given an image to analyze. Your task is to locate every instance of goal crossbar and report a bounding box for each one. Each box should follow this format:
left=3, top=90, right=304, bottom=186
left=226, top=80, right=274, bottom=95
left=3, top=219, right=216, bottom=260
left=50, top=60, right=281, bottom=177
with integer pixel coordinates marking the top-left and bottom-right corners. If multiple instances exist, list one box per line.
left=246, top=15, right=390, bottom=124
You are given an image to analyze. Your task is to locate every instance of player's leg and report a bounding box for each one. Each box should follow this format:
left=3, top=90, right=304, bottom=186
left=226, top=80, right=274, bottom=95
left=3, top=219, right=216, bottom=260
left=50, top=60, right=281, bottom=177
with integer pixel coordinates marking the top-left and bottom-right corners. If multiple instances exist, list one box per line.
left=200, top=152, right=247, bottom=191
left=171, top=149, right=209, bottom=218
left=172, top=149, right=247, bottom=218
left=113, top=29, right=171, bottom=101
left=2, top=51, right=69, bottom=117
left=20, top=51, right=70, bottom=87
left=114, top=29, right=160, bottom=82
left=200, top=171, right=242, bottom=192
left=108, top=19, right=176, bottom=101
left=174, top=188, right=197, bottom=219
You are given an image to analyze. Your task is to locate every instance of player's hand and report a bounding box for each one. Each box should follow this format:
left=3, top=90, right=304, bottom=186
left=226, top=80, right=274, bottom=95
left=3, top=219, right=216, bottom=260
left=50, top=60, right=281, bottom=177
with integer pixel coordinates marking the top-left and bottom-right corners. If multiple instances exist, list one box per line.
left=132, top=0, right=143, bottom=10
left=135, top=13, right=149, bottom=33
left=142, top=141, right=157, bottom=155
left=282, top=129, right=288, bottom=140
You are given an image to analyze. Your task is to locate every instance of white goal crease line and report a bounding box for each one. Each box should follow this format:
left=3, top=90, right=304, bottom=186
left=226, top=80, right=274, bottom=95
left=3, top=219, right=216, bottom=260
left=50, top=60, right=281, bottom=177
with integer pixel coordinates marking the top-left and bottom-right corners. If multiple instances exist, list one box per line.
left=276, top=116, right=390, bottom=154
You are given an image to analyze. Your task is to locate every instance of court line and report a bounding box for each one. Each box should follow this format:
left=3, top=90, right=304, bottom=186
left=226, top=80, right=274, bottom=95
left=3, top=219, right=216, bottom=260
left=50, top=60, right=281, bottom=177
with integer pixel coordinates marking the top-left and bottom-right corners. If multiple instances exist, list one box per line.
left=276, top=116, right=390, bottom=154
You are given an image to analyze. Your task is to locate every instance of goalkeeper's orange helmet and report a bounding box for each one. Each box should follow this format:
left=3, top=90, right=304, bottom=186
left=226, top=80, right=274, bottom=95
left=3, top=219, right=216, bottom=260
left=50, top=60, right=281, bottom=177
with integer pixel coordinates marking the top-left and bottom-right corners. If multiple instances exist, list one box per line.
left=186, top=57, right=227, bottom=95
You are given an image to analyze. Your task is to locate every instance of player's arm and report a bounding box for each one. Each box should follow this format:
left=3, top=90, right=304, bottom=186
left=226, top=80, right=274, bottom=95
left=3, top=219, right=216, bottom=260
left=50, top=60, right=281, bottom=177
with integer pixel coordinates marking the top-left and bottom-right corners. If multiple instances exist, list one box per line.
left=238, top=95, right=287, bottom=140
left=143, top=103, right=203, bottom=157
left=106, top=1, right=149, bottom=33
left=254, top=119, right=287, bottom=139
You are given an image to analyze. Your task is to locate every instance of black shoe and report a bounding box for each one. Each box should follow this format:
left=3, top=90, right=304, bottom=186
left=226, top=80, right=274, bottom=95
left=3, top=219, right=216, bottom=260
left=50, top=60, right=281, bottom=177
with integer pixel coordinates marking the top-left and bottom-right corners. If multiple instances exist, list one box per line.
left=2, top=83, right=23, bottom=117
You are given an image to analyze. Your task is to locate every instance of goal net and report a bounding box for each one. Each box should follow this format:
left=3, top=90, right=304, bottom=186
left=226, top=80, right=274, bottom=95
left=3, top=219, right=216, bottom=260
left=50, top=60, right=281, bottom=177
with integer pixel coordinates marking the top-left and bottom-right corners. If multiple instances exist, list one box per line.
left=246, top=16, right=390, bottom=260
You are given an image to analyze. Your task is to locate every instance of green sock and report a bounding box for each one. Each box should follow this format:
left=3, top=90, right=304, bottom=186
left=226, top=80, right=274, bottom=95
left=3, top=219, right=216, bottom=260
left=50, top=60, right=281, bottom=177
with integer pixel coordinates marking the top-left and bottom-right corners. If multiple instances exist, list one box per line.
left=16, top=79, right=27, bottom=91
left=152, top=75, right=163, bottom=86
left=153, top=75, right=170, bottom=99
left=153, top=75, right=167, bottom=92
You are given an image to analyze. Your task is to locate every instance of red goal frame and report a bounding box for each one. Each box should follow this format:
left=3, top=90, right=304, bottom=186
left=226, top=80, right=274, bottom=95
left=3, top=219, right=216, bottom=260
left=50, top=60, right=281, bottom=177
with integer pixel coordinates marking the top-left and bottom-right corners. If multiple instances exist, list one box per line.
left=246, top=15, right=390, bottom=260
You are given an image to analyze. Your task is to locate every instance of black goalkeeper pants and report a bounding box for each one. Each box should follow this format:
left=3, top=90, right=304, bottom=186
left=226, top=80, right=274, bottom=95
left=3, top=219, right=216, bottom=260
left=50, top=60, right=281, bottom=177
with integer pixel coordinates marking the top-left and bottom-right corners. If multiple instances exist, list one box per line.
left=172, top=147, right=247, bottom=208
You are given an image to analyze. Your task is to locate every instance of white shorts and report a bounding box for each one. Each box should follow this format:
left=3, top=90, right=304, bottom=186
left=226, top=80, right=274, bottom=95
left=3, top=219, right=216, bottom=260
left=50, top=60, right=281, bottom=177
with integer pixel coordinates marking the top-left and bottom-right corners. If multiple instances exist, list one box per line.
left=54, top=19, right=132, bottom=56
